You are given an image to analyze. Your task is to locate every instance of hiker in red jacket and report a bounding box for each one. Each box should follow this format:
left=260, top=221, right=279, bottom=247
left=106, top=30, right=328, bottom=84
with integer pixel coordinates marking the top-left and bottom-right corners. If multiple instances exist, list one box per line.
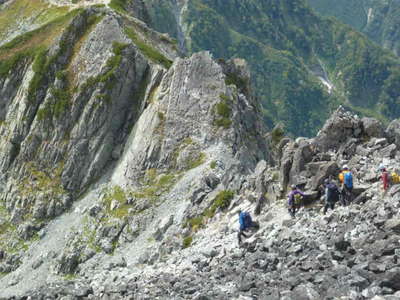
left=379, top=164, right=389, bottom=192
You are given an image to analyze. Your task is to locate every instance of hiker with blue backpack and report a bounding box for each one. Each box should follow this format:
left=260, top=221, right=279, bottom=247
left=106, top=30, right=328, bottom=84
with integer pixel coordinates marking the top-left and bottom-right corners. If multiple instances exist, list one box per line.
left=338, top=165, right=353, bottom=206
left=238, top=210, right=259, bottom=245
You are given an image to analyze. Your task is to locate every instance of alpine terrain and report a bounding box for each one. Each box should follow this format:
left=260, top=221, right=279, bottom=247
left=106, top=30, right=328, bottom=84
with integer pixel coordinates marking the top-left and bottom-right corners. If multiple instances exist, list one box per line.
left=143, top=0, right=400, bottom=136
left=307, top=0, right=400, bottom=57
left=0, top=0, right=399, bottom=299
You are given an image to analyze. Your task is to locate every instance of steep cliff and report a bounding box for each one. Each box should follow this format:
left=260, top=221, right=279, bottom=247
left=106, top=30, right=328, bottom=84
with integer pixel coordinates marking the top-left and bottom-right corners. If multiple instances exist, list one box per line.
left=0, top=1, right=269, bottom=295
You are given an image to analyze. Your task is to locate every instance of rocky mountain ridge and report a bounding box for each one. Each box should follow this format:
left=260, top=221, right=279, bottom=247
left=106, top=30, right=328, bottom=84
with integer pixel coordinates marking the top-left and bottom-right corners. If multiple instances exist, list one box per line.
left=1, top=1, right=400, bottom=299
left=0, top=1, right=269, bottom=296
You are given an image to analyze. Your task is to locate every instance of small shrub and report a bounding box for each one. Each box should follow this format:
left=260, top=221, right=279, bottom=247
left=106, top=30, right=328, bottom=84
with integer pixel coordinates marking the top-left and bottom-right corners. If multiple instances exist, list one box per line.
left=214, top=99, right=232, bottom=129
left=208, top=190, right=234, bottom=216
left=157, top=111, right=165, bottom=121
left=215, top=101, right=230, bottom=118
left=219, top=93, right=230, bottom=102
left=158, top=174, right=174, bottom=186
left=210, top=161, right=217, bottom=169
left=182, top=235, right=193, bottom=248
left=215, top=118, right=232, bottom=129
left=225, top=72, right=248, bottom=93
left=186, top=216, right=203, bottom=229
left=124, top=27, right=172, bottom=69
left=187, top=152, right=206, bottom=169
left=271, top=126, right=285, bottom=146
left=109, top=0, right=128, bottom=13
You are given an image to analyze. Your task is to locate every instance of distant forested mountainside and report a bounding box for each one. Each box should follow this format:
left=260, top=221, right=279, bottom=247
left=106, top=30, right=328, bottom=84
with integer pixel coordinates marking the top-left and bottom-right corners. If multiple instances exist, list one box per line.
left=142, top=0, right=400, bottom=137
left=307, top=0, right=400, bottom=57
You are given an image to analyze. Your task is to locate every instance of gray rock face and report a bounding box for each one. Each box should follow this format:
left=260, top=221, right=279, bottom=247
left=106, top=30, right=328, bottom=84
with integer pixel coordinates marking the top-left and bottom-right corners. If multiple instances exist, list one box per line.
left=386, top=119, right=400, bottom=147
left=362, top=117, right=384, bottom=138
left=315, top=106, right=363, bottom=152
left=0, top=3, right=269, bottom=294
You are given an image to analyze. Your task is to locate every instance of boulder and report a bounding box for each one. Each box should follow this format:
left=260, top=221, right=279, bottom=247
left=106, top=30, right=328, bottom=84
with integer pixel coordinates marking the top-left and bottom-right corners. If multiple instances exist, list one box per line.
left=289, top=142, right=314, bottom=181
left=386, top=119, right=400, bottom=147
left=315, top=107, right=362, bottom=152
left=310, top=161, right=340, bottom=190
left=280, top=142, right=295, bottom=189
left=380, top=267, right=400, bottom=291
left=384, top=218, right=400, bottom=234
left=291, top=284, right=320, bottom=300
left=379, top=144, right=397, bottom=158
left=362, top=117, right=384, bottom=138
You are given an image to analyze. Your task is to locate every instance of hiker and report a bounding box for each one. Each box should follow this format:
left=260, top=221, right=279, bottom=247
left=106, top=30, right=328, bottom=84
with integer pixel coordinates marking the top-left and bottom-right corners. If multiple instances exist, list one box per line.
left=287, top=184, right=304, bottom=218
left=378, top=164, right=390, bottom=192
left=238, top=210, right=259, bottom=245
left=339, top=165, right=353, bottom=206
left=323, top=178, right=339, bottom=214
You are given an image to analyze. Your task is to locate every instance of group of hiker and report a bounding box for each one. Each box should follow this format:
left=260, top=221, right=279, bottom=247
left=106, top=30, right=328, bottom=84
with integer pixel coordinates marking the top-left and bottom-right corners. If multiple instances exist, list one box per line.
left=287, top=165, right=353, bottom=217
left=238, top=163, right=399, bottom=245
left=288, top=163, right=400, bottom=218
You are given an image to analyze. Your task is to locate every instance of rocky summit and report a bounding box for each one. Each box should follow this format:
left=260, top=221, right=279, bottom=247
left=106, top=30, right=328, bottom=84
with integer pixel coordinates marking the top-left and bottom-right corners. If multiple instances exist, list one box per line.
left=1, top=1, right=400, bottom=300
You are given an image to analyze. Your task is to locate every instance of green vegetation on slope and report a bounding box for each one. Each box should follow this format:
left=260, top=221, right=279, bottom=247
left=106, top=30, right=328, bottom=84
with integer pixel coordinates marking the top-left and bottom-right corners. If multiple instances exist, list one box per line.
left=145, top=0, right=400, bottom=136
left=124, top=27, right=172, bottom=69
left=0, top=0, right=69, bottom=43
left=0, top=9, right=80, bottom=77
left=307, top=0, right=400, bottom=57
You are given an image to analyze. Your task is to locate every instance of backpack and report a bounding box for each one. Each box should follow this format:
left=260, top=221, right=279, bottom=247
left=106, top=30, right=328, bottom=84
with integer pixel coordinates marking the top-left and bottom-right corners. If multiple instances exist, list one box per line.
left=294, top=193, right=302, bottom=206
left=391, top=172, right=400, bottom=184
left=344, top=172, right=353, bottom=189
left=243, top=212, right=253, bottom=228
left=326, top=183, right=339, bottom=202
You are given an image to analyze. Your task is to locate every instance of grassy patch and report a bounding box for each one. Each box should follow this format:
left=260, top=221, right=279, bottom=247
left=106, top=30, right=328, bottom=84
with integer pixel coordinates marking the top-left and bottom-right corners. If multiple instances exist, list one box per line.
left=109, top=0, right=128, bottom=14
left=219, top=93, right=230, bottom=102
left=0, top=9, right=83, bottom=101
left=133, top=169, right=178, bottom=203
left=171, top=138, right=206, bottom=170
left=0, top=9, right=81, bottom=60
left=185, top=190, right=234, bottom=231
left=82, top=219, right=101, bottom=253
left=206, top=190, right=234, bottom=218
left=20, top=162, right=66, bottom=197
left=0, top=51, right=31, bottom=77
left=63, top=273, right=78, bottom=281
left=182, top=235, right=193, bottom=248
left=102, top=186, right=131, bottom=219
left=37, top=87, right=71, bottom=121
left=0, top=0, right=69, bottom=41
left=214, top=98, right=232, bottom=129
left=210, top=161, right=217, bottom=169
left=124, top=27, right=172, bottom=69
left=187, top=152, right=206, bottom=170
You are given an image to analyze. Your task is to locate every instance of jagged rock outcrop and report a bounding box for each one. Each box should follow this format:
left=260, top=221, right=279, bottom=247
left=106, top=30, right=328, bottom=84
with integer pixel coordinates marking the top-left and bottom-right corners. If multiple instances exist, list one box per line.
left=0, top=4, right=180, bottom=265
left=0, top=2, right=268, bottom=293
